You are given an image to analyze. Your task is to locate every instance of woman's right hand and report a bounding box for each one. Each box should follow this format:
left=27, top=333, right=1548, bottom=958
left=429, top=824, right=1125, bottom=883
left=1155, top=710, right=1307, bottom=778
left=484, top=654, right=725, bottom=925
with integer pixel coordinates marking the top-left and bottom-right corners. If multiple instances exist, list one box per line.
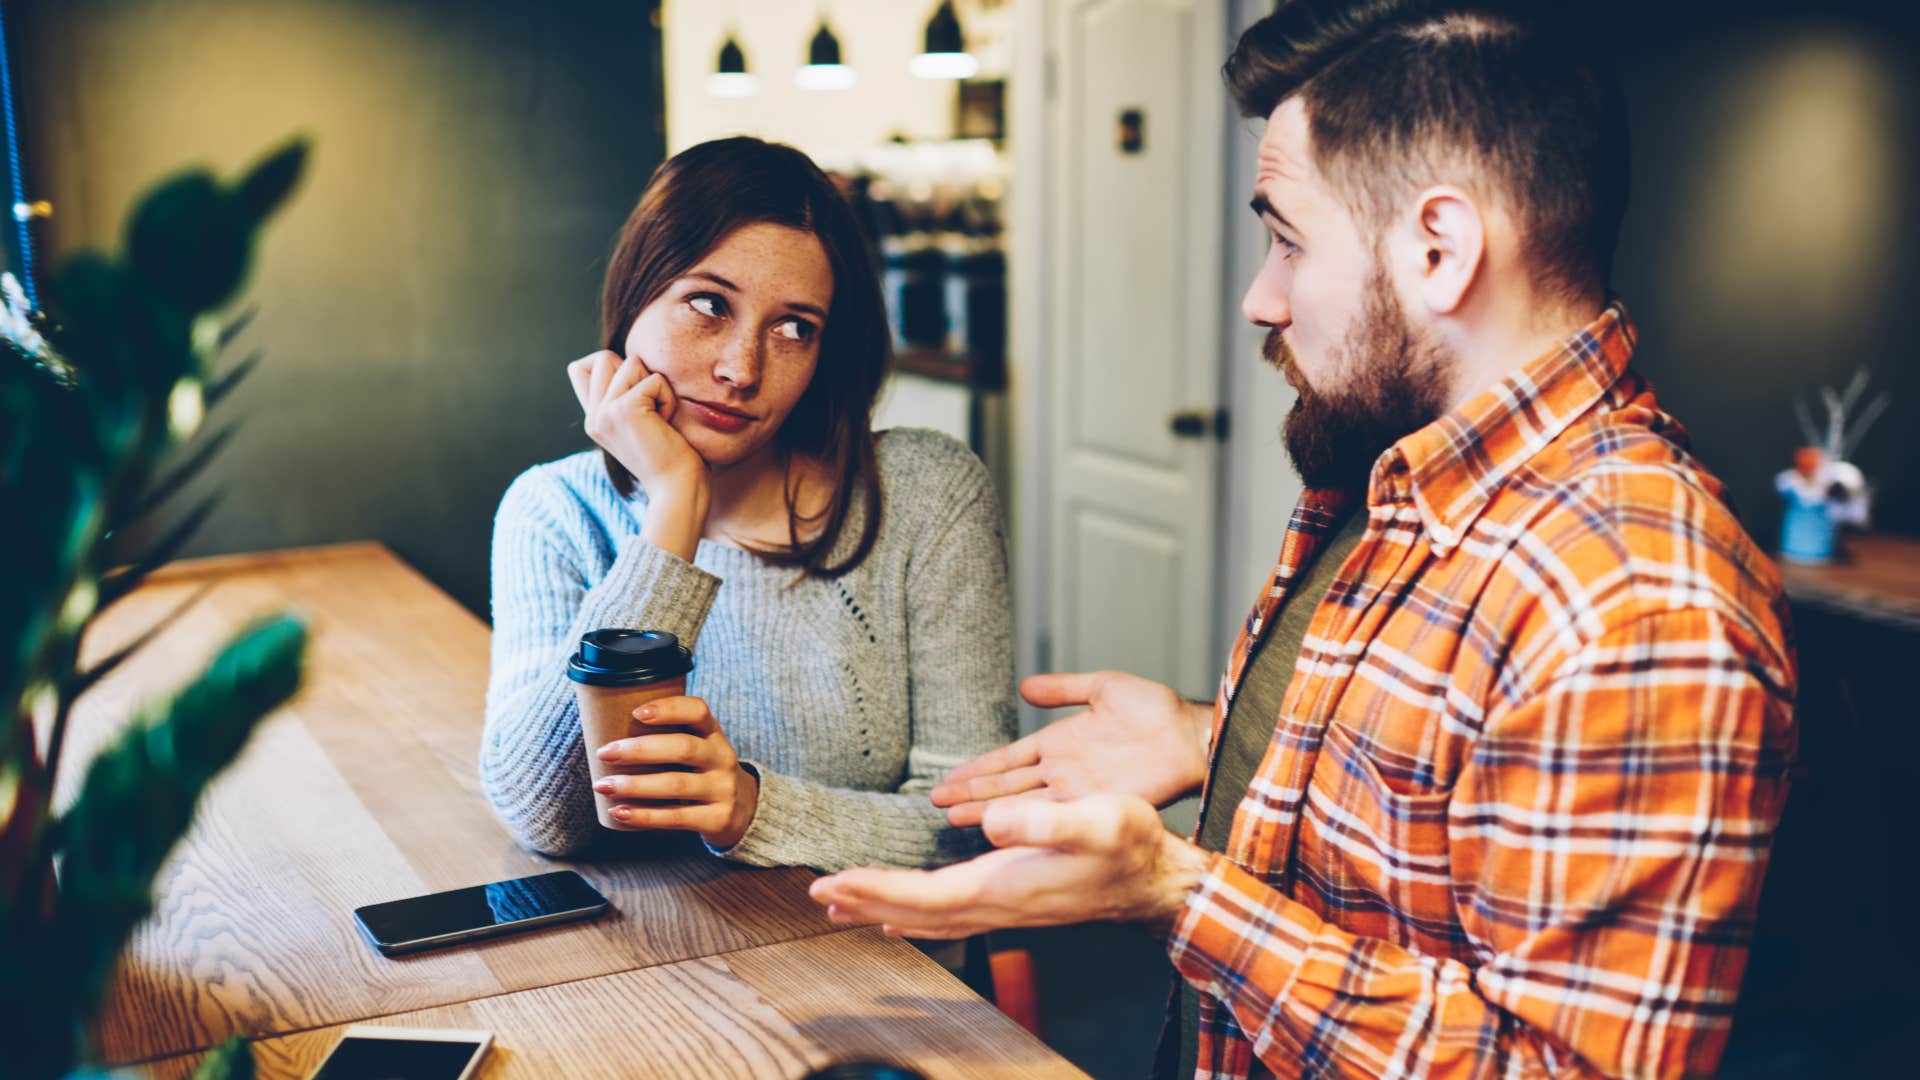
left=568, top=350, right=710, bottom=559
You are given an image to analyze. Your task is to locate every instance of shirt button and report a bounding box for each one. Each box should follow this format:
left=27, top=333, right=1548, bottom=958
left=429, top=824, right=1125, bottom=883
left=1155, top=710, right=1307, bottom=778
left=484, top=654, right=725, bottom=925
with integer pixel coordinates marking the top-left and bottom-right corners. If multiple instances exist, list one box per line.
left=1431, top=524, right=1456, bottom=547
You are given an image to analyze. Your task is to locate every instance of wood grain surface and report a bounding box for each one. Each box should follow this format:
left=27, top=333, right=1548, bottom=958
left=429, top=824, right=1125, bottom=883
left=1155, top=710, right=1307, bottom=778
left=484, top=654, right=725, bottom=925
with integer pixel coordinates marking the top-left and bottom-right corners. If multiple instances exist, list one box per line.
left=61, top=543, right=837, bottom=1065
left=1778, top=533, right=1920, bottom=629
left=136, top=927, right=1087, bottom=1080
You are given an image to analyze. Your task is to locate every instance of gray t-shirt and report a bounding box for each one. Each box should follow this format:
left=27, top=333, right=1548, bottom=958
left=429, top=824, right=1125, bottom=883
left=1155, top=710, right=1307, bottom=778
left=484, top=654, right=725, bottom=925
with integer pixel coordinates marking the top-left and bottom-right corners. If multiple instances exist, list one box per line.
left=1169, top=508, right=1366, bottom=1078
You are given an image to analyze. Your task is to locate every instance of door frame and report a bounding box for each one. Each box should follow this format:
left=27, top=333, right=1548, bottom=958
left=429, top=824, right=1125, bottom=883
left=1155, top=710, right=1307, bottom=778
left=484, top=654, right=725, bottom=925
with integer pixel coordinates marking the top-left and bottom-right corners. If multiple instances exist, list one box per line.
left=1008, top=0, right=1051, bottom=731
left=1008, top=0, right=1246, bottom=729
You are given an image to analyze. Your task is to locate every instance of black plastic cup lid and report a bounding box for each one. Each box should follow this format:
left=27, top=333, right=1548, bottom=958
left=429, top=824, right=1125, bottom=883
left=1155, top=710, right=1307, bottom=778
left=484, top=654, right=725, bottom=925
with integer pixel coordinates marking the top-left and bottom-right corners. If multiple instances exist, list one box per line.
left=567, top=629, right=693, bottom=687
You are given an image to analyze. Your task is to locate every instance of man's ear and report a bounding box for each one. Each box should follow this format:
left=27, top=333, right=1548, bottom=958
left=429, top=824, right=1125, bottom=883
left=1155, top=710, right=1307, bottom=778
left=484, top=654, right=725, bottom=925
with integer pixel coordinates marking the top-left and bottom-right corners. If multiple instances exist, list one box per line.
left=1398, top=186, right=1485, bottom=316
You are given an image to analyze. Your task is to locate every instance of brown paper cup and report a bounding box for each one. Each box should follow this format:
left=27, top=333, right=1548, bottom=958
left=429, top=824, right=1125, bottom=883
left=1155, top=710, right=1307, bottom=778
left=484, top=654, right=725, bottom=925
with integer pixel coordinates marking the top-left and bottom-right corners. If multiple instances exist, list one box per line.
left=566, top=628, right=696, bottom=832
left=575, top=674, right=687, bottom=830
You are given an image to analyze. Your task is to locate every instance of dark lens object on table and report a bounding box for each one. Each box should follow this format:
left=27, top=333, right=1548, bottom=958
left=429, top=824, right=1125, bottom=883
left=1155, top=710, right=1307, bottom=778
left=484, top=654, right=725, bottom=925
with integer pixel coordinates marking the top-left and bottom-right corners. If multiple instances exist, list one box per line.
left=803, top=1062, right=929, bottom=1080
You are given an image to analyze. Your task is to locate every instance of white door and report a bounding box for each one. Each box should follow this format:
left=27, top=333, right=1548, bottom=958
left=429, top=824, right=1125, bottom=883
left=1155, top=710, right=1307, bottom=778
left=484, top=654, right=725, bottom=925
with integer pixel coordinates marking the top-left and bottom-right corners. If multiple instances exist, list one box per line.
left=1041, top=0, right=1227, bottom=700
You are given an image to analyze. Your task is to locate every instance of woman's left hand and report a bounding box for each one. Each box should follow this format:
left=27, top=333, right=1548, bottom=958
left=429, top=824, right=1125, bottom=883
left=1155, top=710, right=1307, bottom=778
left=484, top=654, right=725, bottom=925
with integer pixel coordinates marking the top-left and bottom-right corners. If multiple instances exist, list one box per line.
left=593, top=696, right=759, bottom=848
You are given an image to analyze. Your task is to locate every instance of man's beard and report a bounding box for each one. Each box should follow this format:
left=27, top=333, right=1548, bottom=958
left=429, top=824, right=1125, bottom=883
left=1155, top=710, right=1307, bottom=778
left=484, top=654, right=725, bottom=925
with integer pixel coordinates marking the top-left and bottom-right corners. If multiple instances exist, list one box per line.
left=1267, top=266, right=1453, bottom=492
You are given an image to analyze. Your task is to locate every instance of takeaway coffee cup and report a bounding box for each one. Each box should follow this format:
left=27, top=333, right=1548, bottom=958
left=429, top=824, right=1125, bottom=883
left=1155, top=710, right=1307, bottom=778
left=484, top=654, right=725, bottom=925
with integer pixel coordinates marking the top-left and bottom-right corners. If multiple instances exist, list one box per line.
left=567, top=628, right=695, bottom=830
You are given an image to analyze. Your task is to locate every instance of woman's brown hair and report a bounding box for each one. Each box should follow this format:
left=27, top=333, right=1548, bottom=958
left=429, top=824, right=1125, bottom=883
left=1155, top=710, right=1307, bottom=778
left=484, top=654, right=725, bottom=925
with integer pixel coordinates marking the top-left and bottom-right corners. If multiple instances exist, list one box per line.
left=599, top=136, right=888, bottom=578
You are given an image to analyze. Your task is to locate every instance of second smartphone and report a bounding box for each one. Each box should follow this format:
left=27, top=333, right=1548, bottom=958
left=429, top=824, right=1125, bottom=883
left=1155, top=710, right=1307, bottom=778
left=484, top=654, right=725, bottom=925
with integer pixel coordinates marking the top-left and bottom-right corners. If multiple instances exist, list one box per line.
left=353, top=870, right=610, bottom=956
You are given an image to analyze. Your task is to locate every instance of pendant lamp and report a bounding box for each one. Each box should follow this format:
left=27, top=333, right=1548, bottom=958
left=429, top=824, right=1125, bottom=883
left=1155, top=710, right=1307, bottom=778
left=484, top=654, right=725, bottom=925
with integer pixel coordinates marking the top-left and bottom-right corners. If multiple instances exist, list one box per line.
left=910, top=1, right=979, bottom=80
left=795, top=19, right=857, bottom=91
left=707, top=35, right=759, bottom=98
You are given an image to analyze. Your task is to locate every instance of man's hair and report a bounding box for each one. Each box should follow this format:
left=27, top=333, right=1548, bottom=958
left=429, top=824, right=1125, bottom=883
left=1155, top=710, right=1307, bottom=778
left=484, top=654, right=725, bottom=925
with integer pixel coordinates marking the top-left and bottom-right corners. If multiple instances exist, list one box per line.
left=1226, top=0, right=1630, bottom=299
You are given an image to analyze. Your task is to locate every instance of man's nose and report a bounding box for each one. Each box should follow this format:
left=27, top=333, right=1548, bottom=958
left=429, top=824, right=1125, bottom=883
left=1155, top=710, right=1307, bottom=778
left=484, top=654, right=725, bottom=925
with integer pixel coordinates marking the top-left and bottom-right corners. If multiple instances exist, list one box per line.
left=1241, top=270, right=1291, bottom=329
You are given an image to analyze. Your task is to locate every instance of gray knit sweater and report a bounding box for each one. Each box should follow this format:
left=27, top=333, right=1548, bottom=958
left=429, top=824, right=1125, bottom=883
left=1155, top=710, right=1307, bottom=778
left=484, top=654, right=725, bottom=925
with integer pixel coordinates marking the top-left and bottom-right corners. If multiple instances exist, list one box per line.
left=481, top=428, right=1016, bottom=872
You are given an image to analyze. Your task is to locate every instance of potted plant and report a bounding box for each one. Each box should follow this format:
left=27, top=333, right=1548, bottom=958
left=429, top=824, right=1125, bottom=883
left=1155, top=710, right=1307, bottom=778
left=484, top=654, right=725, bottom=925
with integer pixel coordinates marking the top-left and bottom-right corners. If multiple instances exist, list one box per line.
left=2, top=139, right=312, bottom=1079
left=1777, top=369, right=1888, bottom=563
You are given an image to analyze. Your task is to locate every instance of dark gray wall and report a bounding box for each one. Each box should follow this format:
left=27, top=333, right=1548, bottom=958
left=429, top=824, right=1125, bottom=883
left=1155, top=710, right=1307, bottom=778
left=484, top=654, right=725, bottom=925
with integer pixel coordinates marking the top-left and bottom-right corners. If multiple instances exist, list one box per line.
left=1604, top=2, right=1919, bottom=544
left=13, top=0, right=1916, bottom=635
left=12, top=0, right=664, bottom=614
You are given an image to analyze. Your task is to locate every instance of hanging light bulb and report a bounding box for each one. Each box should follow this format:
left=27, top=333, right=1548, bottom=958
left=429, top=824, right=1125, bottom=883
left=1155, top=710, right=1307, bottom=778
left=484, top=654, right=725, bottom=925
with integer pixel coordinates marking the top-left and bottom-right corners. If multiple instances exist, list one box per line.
left=707, top=34, right=759, bottom=98
left=795, top=19, right=857, bottom=91
left=910, top=1, right=978, bottom=80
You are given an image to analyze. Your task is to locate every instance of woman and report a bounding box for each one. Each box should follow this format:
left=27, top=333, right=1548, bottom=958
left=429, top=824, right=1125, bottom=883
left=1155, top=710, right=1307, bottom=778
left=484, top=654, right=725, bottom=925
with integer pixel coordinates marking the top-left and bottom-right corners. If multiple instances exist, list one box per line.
left=481, top=137, right=1015, bottom=872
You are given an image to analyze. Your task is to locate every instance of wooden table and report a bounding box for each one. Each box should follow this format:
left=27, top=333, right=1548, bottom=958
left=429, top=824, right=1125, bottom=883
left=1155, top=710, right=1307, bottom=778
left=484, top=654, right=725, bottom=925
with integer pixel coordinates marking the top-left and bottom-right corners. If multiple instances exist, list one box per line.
left=139, top=928, right=1066, bottom=1079
left=1777, top=532, right=1920, bottom=630
left=62, top=543, right=1080, bottom=1078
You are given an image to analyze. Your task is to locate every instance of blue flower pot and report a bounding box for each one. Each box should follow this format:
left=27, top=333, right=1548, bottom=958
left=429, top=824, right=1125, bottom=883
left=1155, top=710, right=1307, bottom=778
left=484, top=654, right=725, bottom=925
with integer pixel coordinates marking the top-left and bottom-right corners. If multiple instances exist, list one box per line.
left=1779, top=497, right=1837, bottom=563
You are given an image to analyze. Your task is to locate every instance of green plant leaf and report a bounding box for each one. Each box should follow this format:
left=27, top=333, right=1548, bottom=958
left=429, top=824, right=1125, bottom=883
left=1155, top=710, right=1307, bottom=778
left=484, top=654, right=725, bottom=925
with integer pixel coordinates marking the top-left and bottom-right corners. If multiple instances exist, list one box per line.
left=4, top=136, right=311, bottom=1080
left=124, top=171, right=251, bottom=315
left=122, top=288, right=197, bottom=409
left=122, top=140, right=308, bottom=316
left=188, top=1035, right=256, bottom=1080
left=45, top=255, right=139, bottom=406
left=234, top=139, right=310, bottom=224
left=51, top=614, right=307, bottom=1022
left=0, top=748, right=51, bottom=922
left=0, top=369, right=102, bottom=721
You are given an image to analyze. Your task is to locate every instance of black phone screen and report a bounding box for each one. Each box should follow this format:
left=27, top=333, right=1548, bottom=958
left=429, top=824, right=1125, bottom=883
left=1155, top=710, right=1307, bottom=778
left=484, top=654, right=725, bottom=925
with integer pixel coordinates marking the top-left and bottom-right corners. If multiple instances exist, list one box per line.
left=312, top=1035, right=485, bottom=1080
left=354, top=870, right=606, bottom=948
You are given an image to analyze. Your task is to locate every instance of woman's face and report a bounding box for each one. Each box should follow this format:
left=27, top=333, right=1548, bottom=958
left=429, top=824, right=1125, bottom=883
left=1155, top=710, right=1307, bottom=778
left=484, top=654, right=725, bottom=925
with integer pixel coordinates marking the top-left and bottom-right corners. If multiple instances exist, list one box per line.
left=623, top=222, right=835, bottom=470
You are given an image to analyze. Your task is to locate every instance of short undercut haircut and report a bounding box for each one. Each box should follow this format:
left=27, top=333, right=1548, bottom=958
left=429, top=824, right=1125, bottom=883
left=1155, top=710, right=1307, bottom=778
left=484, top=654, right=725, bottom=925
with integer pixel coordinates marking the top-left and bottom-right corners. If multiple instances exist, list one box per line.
left=1226, top=0, right=1630, bottom=299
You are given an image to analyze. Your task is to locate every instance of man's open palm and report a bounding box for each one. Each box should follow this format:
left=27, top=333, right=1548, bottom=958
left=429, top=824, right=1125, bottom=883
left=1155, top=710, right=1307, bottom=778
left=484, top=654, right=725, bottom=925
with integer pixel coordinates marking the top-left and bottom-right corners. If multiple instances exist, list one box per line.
left=930, top=670, right=1211, bottom=826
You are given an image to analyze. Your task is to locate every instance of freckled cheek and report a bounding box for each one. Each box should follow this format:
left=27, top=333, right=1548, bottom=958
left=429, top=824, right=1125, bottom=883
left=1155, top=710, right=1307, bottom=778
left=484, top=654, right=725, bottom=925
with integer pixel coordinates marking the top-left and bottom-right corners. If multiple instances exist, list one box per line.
left=759, top=355, right=819, bottom=426
left=625, top=319, right=707, bottom=386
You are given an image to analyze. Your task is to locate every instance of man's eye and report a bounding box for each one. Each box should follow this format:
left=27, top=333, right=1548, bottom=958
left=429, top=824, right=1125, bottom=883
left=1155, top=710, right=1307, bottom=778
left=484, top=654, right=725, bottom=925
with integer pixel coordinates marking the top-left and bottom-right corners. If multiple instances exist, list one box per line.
left=775, top=318, right=817, bottom=342
left=688, top=294, right=725, bottom=317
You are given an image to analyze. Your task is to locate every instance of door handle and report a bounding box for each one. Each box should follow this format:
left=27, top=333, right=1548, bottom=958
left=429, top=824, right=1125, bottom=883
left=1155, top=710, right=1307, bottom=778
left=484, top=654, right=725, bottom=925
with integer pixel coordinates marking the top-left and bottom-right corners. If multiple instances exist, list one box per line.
left=1168, top=407, right=1230, bottom=441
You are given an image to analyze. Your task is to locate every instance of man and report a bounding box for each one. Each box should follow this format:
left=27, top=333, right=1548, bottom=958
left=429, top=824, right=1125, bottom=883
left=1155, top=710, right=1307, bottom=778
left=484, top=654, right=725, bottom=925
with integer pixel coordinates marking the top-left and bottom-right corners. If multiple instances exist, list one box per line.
left=810, top=2, right=1795, bottom=1076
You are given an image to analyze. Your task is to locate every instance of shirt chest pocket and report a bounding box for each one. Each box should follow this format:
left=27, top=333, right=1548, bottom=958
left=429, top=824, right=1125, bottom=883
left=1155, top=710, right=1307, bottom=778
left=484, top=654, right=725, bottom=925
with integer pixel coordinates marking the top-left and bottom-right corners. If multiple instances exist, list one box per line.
left=1295, top=718, right=1461, bottom=953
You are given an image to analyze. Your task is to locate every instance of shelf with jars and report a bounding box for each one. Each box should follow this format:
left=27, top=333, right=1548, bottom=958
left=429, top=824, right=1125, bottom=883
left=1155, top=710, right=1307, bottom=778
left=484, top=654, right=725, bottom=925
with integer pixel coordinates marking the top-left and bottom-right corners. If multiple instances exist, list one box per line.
left=828, top=138, right=1007, bottom=392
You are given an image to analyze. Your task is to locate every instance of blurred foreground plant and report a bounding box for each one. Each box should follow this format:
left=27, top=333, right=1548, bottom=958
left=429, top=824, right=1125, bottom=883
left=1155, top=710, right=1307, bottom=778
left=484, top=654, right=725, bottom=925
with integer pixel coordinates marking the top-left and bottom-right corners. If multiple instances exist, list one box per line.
left=1, top=139, right=312, bottom=1079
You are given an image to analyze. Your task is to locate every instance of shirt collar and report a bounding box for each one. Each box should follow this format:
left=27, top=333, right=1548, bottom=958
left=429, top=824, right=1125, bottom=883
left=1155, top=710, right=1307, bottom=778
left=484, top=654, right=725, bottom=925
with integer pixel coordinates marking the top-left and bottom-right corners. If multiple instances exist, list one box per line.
left=1368, top=300, right=1638, bottom=551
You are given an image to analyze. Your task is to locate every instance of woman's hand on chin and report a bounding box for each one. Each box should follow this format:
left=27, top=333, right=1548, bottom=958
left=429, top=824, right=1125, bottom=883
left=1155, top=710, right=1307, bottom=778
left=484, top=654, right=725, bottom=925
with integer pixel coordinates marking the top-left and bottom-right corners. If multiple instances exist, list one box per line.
left=569, top=350, right=710, bottom=559
left=590, top=695, right=760, bottom=849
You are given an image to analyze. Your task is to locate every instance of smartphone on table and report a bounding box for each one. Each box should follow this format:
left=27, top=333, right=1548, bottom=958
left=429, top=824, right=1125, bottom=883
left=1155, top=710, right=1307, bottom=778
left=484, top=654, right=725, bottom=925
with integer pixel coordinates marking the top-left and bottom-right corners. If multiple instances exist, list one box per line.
left=353, top=870, right=610, bottom=956
left=308, top=1025, right=493, bottom=1080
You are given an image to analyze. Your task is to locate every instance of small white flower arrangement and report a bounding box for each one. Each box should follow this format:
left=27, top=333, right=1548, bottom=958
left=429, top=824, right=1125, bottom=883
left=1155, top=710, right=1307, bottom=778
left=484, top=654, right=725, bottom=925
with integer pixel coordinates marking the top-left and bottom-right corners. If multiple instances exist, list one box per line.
left=1, top=270, right=45, bottom=354
left=1776, top=369, right=1889, bottom=562
left=2, top=270, right=75, bottom=385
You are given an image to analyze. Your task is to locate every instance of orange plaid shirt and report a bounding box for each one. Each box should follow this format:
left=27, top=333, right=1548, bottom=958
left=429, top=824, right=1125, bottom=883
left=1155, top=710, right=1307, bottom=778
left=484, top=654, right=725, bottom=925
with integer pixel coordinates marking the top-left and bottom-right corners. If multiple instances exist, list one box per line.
left=1168, top=303, right=1795, bottom=1079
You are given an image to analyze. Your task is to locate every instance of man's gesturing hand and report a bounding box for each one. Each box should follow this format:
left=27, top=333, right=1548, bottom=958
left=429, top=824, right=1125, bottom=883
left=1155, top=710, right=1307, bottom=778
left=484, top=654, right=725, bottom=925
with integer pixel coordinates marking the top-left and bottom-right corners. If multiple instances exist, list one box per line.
left=808, top=794, right=1212, bottom=940
left=929, top=671, right=1211, bottom=827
